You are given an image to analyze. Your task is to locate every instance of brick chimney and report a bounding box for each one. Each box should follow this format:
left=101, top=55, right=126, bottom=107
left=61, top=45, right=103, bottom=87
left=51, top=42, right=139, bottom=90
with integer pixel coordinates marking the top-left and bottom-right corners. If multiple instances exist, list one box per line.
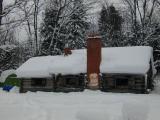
left=87, top=35, right=102, bottom=89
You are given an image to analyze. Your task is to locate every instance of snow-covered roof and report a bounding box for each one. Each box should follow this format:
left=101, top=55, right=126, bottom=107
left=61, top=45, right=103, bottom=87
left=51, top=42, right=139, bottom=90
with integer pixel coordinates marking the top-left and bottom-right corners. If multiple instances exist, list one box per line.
left=49, top=50, right=86, bottom=75
left=16, top=49, right=87, bottom=78
left=101, top=46, right=153, bottom=74
left=16, top=56, right=53, bottom=78
left=16, top=46, right=154, bottom=78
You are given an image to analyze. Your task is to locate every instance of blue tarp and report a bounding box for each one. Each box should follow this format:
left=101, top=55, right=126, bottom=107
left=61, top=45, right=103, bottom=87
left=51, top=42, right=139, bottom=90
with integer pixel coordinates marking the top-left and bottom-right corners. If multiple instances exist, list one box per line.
left=3, top=85, right=14, bottom=92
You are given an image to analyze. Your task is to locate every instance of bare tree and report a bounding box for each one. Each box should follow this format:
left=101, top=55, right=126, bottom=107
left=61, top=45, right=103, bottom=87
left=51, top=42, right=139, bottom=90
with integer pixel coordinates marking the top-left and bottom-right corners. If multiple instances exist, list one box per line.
left=33, top=0, right=40, bottom=54
left=0, top=0, right=44, bottom=55
left=156, top=0, right=160, bottom=5
left=0, top=0, right=33, bottom=35
left=122, top=0, right=159, bottom=44
left=0, top=0, right=3, bottom=26
left=17, top=0, right=35, bottom=55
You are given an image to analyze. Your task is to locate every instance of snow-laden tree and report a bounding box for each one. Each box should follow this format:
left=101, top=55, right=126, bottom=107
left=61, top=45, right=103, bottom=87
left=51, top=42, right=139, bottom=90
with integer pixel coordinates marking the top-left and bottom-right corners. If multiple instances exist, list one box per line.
left=40, top=0, right=90, bottom=55
left=0, top=0, right=3, bottom=26
left=98, top=5, right=123, bottom=47
left=40, top=1, right=64, bottom=55
left=0, top=44, right=20, bottom=71
left=64, top=0, right=89, bottom=49
left=122, top=0, right=160, bottom=49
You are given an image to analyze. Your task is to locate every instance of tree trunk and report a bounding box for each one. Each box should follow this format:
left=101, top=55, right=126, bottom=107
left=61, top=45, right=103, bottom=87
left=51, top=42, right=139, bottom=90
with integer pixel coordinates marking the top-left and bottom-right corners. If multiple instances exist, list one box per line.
left=0, top=0, right=3, bottom=26
left=34, top=0, right=39, bottom=55
left=134, top=0, right=137, bottom=35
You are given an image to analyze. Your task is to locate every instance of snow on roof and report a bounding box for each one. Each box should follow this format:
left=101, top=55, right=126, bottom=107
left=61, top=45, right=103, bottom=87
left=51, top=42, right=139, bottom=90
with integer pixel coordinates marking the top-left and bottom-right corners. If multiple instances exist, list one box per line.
left=49, top=49, right=87, bottom=75
left=16, top=49, right=87, bottom=78
left=16, top=46, right=153, bottom=78
left=16, top=56, right=53, bottom=78
left=101, top=46, right=153, bottom=74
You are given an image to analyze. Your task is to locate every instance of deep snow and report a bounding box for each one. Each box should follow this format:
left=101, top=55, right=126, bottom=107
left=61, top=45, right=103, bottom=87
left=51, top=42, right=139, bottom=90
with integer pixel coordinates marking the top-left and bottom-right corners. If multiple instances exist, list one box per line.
left=0, top=75, right=160, bottom=120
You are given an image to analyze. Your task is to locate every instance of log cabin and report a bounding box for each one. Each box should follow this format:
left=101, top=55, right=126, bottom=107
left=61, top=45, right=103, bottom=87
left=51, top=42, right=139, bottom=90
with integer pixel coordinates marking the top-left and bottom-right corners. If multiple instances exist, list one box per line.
left=16, top=36, right=156, bottom=93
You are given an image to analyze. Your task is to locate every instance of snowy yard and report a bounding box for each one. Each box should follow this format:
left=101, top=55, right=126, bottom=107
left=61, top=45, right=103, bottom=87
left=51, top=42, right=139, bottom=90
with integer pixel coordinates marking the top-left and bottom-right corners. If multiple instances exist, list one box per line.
left=0, top=75, right=160, bottom=120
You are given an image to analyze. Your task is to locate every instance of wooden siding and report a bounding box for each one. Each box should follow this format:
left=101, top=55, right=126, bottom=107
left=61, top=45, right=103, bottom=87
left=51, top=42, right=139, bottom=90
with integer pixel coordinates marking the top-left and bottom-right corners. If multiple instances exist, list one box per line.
left=20, top=74, right=85, bottom=93
left=100, top=73, right=146, bottom=93
left=54, top=74, right=85, bottom=92
left=20, top=78, right=54, bottom=93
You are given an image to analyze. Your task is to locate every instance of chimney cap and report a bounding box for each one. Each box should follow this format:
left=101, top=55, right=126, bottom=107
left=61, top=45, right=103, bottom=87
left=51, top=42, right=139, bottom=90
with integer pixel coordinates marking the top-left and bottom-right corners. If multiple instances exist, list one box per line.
left=87, top=36, right=102, bottom=39
left=87, top=33, right=101, bottom=39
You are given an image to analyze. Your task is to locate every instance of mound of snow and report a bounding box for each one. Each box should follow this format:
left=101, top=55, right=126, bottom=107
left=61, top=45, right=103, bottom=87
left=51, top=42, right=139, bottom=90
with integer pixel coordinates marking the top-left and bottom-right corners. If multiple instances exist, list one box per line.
left=10, top=86, right=20, bottom=93
left=0, top=69, right=16, bottom=82
left=122, top=101, right=149, bottom=120
left=76, top=103, right=123, bottom=120
left=76, top=110, right=110, bottom=120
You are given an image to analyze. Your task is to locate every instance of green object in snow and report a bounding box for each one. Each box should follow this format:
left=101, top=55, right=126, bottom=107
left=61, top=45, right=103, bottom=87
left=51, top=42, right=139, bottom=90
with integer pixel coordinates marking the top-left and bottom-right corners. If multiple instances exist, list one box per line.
left=0, top=82, right=4, bottom=87
left=3, top=74, right=20, bottom=87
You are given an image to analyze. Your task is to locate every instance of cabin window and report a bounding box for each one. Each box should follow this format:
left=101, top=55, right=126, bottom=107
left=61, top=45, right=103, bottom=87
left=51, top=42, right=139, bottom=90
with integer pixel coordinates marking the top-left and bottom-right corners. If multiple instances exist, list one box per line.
left=66, top=78, right=77, bottom=86
left=116, top=78, right=128, bottom=86
left=56, top=75, right=83, bottom=88
left=31, top=78, right=46, bottom=87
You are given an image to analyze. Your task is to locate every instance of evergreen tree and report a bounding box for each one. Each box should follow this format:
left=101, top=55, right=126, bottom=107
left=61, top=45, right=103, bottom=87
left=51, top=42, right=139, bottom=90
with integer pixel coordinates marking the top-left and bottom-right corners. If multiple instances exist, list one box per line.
left=40, top=8, right=61, bottom=55
left=143, top=24, right=160, bottom=50
left=40, top=0, right=89, bottom=55
left=40, top=0, right=65, bottom=55
left=0, top=44, right=20, bottom=71
left=98, top=5, right=123, bottom=47
left=65, top=0, right=89, bottom=49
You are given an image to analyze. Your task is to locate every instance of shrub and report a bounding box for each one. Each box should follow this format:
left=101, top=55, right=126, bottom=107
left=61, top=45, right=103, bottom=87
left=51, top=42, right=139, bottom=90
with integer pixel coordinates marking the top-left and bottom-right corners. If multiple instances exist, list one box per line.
left=3, top=74, right=20, bottom=87
left=0, top=82, right=4, bottom=87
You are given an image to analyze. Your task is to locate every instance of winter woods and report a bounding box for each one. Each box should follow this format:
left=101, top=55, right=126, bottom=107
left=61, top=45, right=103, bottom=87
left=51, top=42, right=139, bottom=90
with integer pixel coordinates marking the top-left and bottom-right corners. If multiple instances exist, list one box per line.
left=122, top=0, right=160, bottom=48
left=98, top=0, right=160, bottom=49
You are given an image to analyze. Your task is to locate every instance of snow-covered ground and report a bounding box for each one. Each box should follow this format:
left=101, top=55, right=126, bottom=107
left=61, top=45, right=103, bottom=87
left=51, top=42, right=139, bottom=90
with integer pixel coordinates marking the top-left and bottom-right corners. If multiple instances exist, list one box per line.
left=0, top=75, right=160, bottom=120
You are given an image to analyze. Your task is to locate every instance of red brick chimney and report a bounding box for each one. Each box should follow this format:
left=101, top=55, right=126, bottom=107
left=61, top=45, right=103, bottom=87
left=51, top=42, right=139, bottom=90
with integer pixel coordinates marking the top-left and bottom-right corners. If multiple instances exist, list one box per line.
left=87, top=34, right=102, bottom=89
